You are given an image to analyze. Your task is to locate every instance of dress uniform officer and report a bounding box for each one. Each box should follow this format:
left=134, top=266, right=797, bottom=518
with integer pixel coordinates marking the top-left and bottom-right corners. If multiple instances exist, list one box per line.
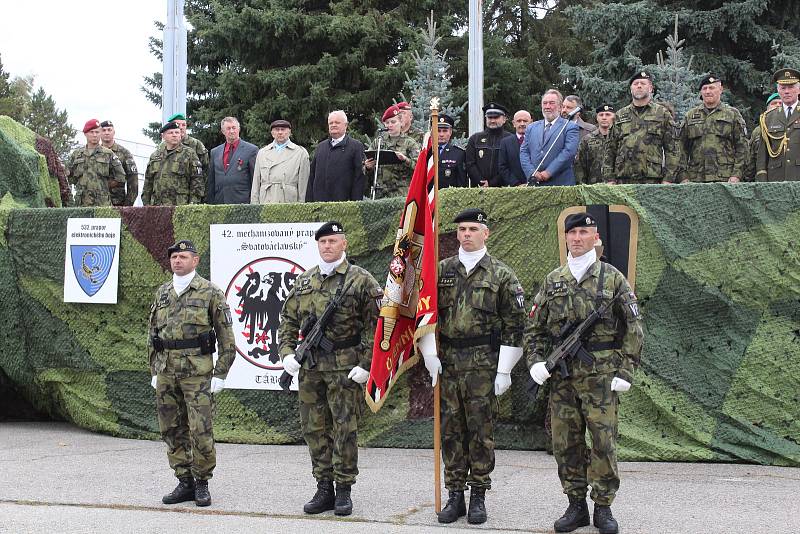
left=437, top=114, right=467, bottom=188
left=465, top=103, right=514, bottom=187
left=756, top=68, right=800, bottom=182
left=745, top=93, right=782, bottom=181
left=419, top=208, right=526, bottom=525
left=525, top=213, right=643, bottom=534
left=149, top=240, right=236, bottom=507
left=278, top=222, right=384, bottom=516
left=142, top=121, right=205, bottom=205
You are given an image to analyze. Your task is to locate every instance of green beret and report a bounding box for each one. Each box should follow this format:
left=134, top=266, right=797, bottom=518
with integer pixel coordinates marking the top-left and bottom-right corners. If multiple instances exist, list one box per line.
left=166, top=113, right=186, bottom=122
left=766, top=92, right=781, bottom=105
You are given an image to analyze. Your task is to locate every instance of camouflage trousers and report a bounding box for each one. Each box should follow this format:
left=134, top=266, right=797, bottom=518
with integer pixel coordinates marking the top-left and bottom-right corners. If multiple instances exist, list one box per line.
left=155, top=374, right=216, bottom=481
left=440, top=366, right=498, bottom=491
left=298, top=368, right=363, bottom=486
left=550, top=372, right=619, bottom=505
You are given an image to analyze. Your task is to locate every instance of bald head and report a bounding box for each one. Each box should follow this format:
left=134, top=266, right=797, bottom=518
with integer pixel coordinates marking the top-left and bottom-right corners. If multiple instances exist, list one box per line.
left=512, top=110, right=532, bottom=135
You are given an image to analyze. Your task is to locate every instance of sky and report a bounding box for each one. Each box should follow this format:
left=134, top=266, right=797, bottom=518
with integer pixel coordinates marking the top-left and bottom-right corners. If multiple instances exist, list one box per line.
left=0, top=1, right=167, bottom=163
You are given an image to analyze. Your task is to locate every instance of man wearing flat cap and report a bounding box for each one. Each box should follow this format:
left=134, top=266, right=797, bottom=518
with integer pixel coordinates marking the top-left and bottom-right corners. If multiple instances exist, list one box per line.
left=278, top=222, right=383, bottom=516
left=437, top=114, right=467, bottom=188
left=418, top=208, right=526, bottom=525
left=465, top=102, right=514, bottom=187
left=64, top=119, right=126, bottom=206
left=678, top=75, right=748, bottom=183
left=207, top=116, right=258, bottom=204
left=756, top=68, right=800, bottom=181
left=149, top=239, right=236, bottom=508
left=603, top=70, right=679, bottom=184
left=745, top=93, right=782, bottom=181
left=250, top=119, right=309, bottom=204
left=142, top=121, right=205, bottom=205
left=525, top=213, right=643, bottom=534
left=576, top=105, right=615, bottom=184
left=99, top=120, right=139, bottom=205
left=365, top=104, right=420, bottom=198
left=162, top=113, right=210, bottom=178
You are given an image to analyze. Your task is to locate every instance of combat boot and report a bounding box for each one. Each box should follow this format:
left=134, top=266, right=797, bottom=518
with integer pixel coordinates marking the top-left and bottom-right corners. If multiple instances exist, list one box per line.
left=194, top=479, right=211, bottom=507
left=334, top=483, right=353, bottom=516
left=161, top=477, right=195, bottom=505
left=303, top=480, right=335, bottom=514
left=593, top=504, right=619, bottom=534
left=437, top=490, right=466, bottom=523
left=467, top=486, right=487, bottom=524
left=554, top=496, right=590, bottom=532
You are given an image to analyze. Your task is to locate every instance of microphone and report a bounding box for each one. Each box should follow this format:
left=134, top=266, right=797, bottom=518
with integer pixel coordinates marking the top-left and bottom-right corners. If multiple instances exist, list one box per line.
left=567, top=106, right=582, bottom=119
left=376, top=127, right=389, bottom=132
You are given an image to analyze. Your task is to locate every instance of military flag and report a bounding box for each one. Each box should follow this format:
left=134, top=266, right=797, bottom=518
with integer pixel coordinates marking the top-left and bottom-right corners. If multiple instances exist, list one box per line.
left=366, top=132, right=438, bottom=412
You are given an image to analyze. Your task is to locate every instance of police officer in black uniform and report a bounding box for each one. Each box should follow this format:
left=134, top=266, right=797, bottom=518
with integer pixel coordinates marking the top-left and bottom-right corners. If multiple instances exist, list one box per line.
left=465, top=103, right=513, bottom=187
left=437, top=114, right=467, bottom=188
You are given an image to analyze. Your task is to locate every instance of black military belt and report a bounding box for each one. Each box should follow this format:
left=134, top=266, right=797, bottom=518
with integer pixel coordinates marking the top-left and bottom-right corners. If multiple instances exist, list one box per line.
left=323, top=334, right=361, bottom=351
left=153, top=331, right=216, bottom=354
left=439, top=334, right=496, bottom=349
left=160, top=338, right=202, bottom=350
left=586, top=341, right=622, bottom=351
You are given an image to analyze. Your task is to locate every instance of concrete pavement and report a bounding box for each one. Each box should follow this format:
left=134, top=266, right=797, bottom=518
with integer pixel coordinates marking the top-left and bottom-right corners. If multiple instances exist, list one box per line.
left=0, top=422, right=797, bottom=533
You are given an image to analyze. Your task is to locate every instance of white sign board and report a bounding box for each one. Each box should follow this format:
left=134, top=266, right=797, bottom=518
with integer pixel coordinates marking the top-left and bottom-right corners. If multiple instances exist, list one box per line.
left=63, top=218, right=122, bottom=304
left=210, top=223, right=321, bottom=390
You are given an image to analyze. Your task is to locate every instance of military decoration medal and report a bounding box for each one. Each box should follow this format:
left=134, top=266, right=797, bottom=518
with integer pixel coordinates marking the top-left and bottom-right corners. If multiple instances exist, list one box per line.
left=63, top=218, right=121, bottom=304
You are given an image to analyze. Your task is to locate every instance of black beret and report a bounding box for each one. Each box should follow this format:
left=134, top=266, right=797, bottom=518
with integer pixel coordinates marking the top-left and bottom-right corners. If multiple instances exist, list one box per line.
left=160, top=121, right=180, bottom=134
left=629, top=70, right=653, bottom=84
left=482, top=102, right=508, bottom=117
left=453, top=208, right=488, bottom=225
left=437, top=114, right=454, bottom=128
left=315, top=221, right=345, bottom=240
left=564, top=212, right=597, bottom=233
left=270, top=119, right=292, bottom=129
left=99, top=120, right=114, bottom=128
left=698, top=74, right=722, bottom=91
left=595, top=104, right=615, bottom=114
left=167, top=240, right=197, bottom=257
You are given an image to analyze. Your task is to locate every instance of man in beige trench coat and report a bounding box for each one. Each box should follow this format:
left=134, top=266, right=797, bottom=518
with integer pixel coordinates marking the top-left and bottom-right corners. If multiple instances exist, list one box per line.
left=251, top=119, right=310, bottom=203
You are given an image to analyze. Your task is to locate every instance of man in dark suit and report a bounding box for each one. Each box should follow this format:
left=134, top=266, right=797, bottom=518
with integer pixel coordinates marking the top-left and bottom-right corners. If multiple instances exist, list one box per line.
left=306, top=110, right=366, bottom=202
left=498, top=110, right=532, bottom=186
left=520, top=89, right=580, bottom=187
left=437, top=114, right=466, bottom=188
left=206, top=117, right=258, bottom=204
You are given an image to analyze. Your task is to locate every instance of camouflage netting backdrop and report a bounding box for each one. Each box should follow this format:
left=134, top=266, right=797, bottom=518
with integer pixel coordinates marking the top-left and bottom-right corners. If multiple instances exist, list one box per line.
left=0, top=137, right=797, bottom=465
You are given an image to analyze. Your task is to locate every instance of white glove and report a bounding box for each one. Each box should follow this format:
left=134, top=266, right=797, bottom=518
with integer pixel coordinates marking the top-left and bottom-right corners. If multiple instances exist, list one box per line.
left=418, top=333, right=442, bottom=387
left=150, top=376, right=157, bottom=389
left=210, top=377, right=225, bottom=394
left=530, top=362, right=551, bottom=385
left=494, top=373, right=511, bottom=396
left=283, top=354, right=301, bottom=376
left=348, top=366, right=370, bottom=384
left=610, top=377, right=631, bottom=392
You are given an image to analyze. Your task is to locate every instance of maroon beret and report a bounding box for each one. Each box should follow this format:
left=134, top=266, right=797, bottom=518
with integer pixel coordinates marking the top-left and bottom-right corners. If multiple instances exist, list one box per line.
left=382, top=105, right=401, bottom=122
left=83, top=119, right=101, bottom=133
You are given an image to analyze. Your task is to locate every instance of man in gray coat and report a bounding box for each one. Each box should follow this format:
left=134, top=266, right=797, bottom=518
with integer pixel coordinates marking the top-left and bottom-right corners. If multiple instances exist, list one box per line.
left=206, top=117, right=258, bottom=204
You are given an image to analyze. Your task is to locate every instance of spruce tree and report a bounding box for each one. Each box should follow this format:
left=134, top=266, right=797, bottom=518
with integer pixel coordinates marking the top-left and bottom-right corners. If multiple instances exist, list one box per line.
left=650, top=16, right=700, bottom=121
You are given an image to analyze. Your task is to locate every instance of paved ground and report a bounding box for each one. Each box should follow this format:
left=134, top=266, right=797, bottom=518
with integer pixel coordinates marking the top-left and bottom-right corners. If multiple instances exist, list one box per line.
left=0, top=422, right=797, bottom=533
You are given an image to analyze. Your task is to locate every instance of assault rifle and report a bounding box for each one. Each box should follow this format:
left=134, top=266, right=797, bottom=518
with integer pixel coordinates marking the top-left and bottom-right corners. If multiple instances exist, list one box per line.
left=279, top=279, right=355, bottom=391
left=527, top=293, right=620, bottom=400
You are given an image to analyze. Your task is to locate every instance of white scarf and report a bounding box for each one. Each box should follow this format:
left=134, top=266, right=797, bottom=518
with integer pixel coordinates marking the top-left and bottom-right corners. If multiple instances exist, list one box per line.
left=567, top=248, right=596, bottom=283
left=173, top=270, right=196, bottom=296
left=458, top=247, right=487, bottom=274
left=319, top=252, right=346, bottom=276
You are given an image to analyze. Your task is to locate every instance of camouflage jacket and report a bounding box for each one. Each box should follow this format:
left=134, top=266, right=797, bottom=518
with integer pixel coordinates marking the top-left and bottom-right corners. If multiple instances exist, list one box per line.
left=142, top=144, right=205, bottom=205
left=184, top=135, right=210, bottom=177
left=678, top=103, right=748, bottom=182
left=65, top=145, right=126, bottom=207
left=575, top=129, right=611, bottom=185
left=368, top=134, right=420, bottom=199
left=524, top=260, right=643, bottom=383
left=744, top=125, right=762, bottom=182
left=148, top=274, right=236, bottom=379
left=278, top=259, right=383, bottom=371
left=437, top=254, right=526, bottom=371
left=603, top=101, right=679, bottom=183
left=106, top=142, right=139, bottom=206
left=755, top=106, right=800, bottom=182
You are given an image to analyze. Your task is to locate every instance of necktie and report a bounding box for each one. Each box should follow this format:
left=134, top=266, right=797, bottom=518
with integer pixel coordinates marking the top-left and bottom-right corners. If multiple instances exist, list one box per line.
left=788, top=107, right=794, bottom=120
left=223, top=144, right=233, bottom=169
left=543, top=122, right=551, bottom=142
left=518, top=133, right=524, bottom=145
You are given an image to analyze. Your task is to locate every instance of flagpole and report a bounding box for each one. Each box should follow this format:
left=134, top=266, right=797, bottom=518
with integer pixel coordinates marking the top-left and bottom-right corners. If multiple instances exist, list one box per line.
left=429, top=98, right=442, bottom=514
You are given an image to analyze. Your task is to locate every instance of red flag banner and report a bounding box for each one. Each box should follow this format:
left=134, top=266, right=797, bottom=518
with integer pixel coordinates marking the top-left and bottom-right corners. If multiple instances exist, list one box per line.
left=366, top=133, right=438, bottom=413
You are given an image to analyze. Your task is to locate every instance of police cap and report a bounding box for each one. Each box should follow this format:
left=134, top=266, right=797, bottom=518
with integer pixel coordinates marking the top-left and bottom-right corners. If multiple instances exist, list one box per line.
left=453, top=208, right=488, bottom=225
left=482, top=102, right=508, bottom=117
left=773, top=68, right=800, bottom=85
left=698, top=74, right=722, bottom=91
left=160, top=121, right=180, bottom=134
left=315, top=221, right=345, bottom=241
left=167, top=240, right=198, bottom=257
left=564, top=212, right=597, bottom=233
left=437, top=114, right=454, bottom=129
left=99, top=120, right=114, bottom=128
left=595, top=104, right=615, bottom=114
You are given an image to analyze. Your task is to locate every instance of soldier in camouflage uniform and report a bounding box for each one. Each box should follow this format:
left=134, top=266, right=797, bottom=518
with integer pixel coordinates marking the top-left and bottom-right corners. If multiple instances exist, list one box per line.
left=166, top=112, right=210, bottom=178
left=603, top=71, right=679, bottom=184
left=148, top=239, right=236, bottom=508
left=142, top=121, right=205, bottom=205
left=419, top=208, right=526, bottom=525
left=100, top=120, right=139, bottom=205
left=526, top=213, right=643, bottom=534
left=745, top=93, right=782, bottom=181
left=678, top=75, right=749, bottom=183
left=398, top=101, right=424, bottom=145
left=278, top=221, right=383, bottom=517
left=575, top=104, right=615, bottom=185
left=756, top=68, right=800, bottom=182
left=64, top=119, right=126, bottom=207
left=364, top=104, right=420, bottom=198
